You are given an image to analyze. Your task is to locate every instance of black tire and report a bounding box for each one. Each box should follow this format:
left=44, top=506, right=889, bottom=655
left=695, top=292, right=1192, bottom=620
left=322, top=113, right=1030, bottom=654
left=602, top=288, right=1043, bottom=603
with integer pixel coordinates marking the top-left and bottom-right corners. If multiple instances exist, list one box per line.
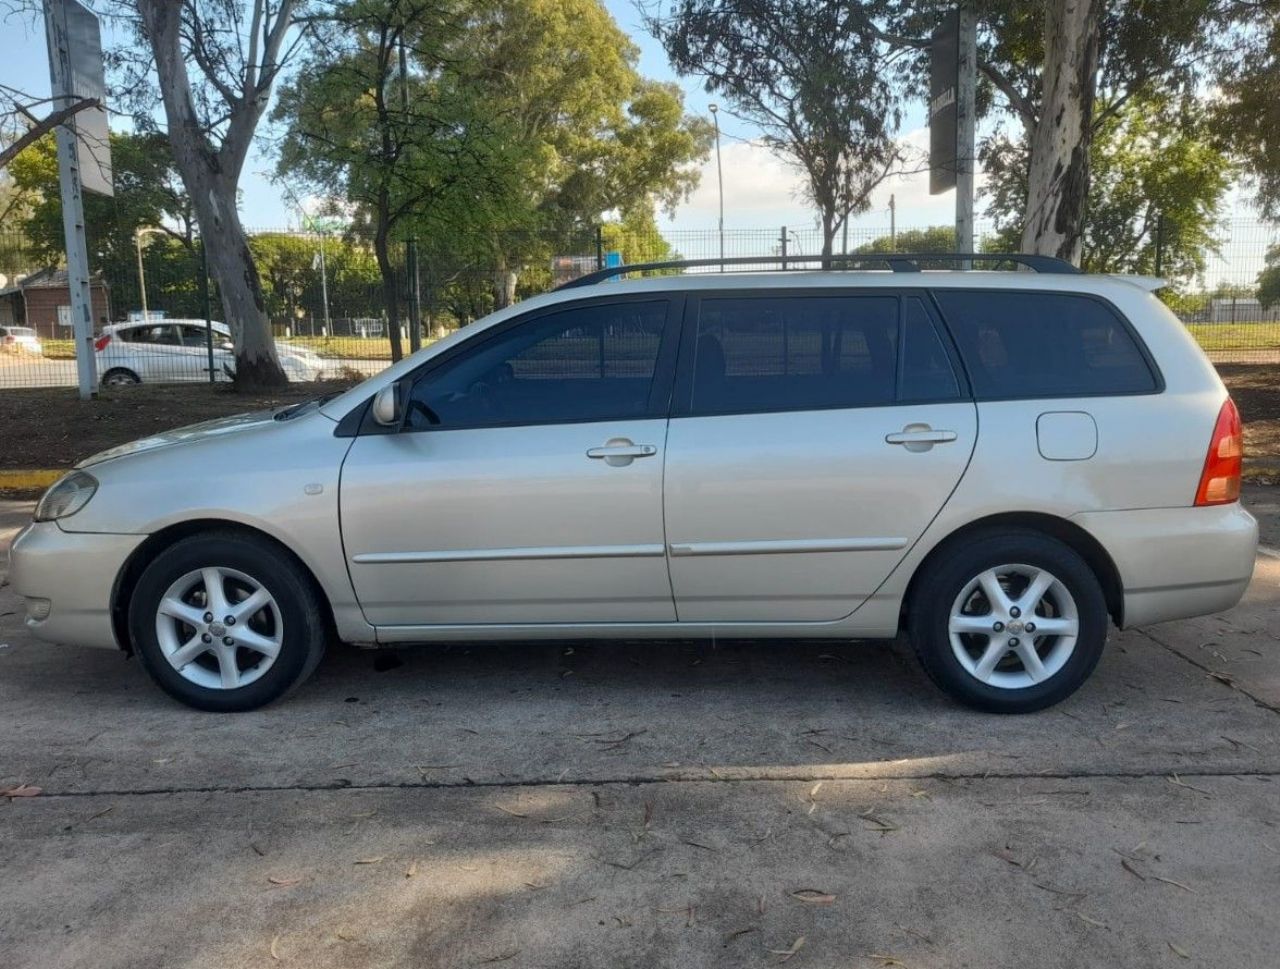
left=101, top=368, right=141, bottom=387
left=128, top=531, right=327, bottom=712
left=907, top=528, right=1109, bottom=714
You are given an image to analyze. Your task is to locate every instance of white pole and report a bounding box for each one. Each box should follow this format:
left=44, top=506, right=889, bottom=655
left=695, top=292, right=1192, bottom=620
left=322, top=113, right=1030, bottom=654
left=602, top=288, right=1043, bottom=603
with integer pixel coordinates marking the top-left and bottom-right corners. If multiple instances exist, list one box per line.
left=956, top=2, right=977, bottom=261
left=44, top=0, right=97, bottom=398
left=135, top=228, right=148, bottom=320
left=319, top=234, right=331, bottom=338
left=710, top=103, right=724, bottom=269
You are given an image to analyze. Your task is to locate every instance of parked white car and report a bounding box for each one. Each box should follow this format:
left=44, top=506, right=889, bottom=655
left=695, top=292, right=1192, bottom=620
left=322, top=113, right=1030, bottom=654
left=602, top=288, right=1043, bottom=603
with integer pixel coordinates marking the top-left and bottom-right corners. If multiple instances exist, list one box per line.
left=10, top=255, right=1258, bottom=713
left=94, top=319, right=330, bottom=385
left=0, top=325, right=43, bottom=355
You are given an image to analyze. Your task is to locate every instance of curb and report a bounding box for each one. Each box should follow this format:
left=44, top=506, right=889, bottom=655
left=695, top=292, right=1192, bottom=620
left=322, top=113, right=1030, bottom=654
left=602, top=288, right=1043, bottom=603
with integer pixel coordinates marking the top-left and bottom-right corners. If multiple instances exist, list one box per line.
left=0, top=470, right=63, bottom=491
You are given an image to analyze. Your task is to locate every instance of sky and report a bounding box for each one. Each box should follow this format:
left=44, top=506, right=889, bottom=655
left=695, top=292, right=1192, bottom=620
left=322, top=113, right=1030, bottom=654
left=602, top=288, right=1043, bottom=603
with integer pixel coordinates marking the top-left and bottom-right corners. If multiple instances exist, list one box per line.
left=0, top=0, right=968, bottom=246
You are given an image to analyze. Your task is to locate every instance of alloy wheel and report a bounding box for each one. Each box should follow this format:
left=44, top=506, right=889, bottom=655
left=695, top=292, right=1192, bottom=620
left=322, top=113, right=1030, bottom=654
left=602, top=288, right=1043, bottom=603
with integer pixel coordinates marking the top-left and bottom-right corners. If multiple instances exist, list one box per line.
left=154, top=567, right=284, bottom=690
left=948, top=563, right=1079, bottom=690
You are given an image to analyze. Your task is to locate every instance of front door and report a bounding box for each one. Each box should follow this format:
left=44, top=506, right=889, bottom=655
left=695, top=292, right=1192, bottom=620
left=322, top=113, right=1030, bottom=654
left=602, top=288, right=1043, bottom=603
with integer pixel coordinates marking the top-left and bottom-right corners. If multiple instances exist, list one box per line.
left=663, top=290, right=978, bottom=623
left=340, top=295, right=680, bottom=627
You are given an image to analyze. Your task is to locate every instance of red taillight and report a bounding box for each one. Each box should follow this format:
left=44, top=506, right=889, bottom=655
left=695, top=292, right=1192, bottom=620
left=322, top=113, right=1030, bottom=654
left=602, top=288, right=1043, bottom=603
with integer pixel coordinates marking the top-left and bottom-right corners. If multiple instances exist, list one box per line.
left=93, top=334, right=111, bottom=352
left=1195, top=398, right=1243, bottom=506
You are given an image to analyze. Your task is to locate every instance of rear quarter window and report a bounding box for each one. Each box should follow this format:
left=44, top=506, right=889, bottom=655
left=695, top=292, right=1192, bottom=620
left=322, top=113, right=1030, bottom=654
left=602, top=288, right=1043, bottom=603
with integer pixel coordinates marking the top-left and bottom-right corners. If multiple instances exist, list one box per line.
left=932, top=290, right=1158, bottom=399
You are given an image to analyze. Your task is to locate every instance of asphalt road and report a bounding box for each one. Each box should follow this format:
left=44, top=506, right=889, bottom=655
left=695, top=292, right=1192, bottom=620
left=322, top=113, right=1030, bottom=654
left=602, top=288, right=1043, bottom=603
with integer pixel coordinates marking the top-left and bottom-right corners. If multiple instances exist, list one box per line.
left=2, top=492, right=1278, bottom=969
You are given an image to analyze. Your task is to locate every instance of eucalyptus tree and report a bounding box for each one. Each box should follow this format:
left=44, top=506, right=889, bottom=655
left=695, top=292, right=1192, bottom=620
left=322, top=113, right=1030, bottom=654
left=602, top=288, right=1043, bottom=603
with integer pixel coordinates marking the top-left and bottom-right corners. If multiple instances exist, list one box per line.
left=645, top=0, right=903, bottom=259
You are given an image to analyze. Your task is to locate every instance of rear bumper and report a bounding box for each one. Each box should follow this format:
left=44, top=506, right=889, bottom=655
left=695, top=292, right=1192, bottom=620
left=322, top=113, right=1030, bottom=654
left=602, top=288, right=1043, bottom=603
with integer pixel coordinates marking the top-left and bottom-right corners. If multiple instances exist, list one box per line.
left=8, top=521, right=144, bottom=649
left=1073, top=503, right=1258, bottom=628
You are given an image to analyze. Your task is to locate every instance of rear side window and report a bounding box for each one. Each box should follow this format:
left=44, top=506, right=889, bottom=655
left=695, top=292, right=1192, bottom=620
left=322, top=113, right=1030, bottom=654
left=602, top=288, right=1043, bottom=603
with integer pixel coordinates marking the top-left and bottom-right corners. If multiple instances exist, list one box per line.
left=933, top=290, right=1157, bottom=398
left=687, top=294, right=963, bottom=415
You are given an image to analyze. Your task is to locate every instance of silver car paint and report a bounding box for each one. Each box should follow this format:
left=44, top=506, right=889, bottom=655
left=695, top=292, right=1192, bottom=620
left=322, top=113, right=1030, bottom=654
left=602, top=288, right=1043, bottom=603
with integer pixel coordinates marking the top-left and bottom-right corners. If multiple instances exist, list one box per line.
left=8, top=270, right=1258, bottom=652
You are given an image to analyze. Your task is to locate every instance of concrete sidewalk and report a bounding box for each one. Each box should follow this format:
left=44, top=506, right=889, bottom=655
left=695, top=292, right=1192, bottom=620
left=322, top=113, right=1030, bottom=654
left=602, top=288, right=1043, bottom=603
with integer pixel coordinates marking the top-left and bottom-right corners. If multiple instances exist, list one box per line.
left=2, top=495, right=1278, bottom=968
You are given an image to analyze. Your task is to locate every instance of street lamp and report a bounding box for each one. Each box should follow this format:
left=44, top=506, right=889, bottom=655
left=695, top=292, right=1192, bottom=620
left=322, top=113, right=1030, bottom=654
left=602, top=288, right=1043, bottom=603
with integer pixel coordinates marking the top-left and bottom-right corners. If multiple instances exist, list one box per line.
left=709, top=103, right=724, bottom=269
left=134, top=226, right=165, bottom=320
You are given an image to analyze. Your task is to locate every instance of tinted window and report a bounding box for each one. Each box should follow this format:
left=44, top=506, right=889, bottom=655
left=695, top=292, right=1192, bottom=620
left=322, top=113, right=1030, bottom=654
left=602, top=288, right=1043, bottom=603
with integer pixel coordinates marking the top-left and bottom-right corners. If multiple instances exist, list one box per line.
left=934, top=291, right=1157, bottom=398
left=178, top=325, right=213, bottom=347
left=900, top=298, right=961, bottom=401
left=689, top=295, right=921, bottom=414
left=406, top=300, right=666, bottom=429
left=122, top=325, right=178, bottom=345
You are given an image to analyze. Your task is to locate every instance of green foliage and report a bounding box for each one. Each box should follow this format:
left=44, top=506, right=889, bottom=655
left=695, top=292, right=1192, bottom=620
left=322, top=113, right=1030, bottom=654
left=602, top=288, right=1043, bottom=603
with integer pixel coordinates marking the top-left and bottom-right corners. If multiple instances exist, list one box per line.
left=854, top=226, right=956, bottom=254
left=8, top=131, right=193, bottom=270
left=984, top=94, right=1233, bottom=283
left=1257, top=246, right=1280, bottom=310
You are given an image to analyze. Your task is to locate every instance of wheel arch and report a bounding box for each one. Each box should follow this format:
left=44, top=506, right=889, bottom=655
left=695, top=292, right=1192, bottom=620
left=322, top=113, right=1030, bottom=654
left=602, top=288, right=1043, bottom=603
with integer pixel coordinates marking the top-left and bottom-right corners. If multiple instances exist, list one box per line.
left=110, top=518, right=338, bottom=655
left=901, top=512, right=1125, bottom=630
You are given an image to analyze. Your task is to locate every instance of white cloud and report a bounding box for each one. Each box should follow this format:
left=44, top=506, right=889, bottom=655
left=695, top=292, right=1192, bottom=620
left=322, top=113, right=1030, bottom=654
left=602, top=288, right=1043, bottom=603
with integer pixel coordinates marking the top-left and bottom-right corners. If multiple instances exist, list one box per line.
left=664, top=125, right=984, bottom=241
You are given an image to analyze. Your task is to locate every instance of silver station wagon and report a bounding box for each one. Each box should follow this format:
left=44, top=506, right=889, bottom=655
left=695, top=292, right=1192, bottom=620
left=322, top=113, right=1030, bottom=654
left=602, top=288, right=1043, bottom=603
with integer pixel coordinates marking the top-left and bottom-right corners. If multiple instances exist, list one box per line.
left=9, top=254, right=1258, bottom=713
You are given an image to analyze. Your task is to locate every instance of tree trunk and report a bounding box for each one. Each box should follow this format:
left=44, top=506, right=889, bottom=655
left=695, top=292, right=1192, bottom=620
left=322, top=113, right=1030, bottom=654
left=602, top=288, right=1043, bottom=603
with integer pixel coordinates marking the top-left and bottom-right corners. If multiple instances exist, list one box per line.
left=137, top=0, right=287, bottom=389
left=493, top=267, right=518, bottom=309
left=1020, top=0, right=1101, bottom=265
left=192, top=185, right=283, bottom=386
left=374, top=224, right=404, bottom=363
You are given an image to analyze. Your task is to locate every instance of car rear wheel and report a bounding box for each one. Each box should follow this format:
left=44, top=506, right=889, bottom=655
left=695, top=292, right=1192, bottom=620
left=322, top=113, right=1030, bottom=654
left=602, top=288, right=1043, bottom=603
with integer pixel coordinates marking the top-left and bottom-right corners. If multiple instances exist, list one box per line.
left=128, top=532, right=327, bottom=712
left=908, top=529, right=1108, bottom=713
left=101, top=368, right=141, bottom=387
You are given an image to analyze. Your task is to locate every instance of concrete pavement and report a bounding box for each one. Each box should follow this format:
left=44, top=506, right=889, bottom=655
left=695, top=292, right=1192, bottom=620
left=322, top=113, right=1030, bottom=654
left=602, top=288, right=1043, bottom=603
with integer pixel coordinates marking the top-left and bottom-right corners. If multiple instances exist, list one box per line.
left=2, top=494, right=1278, bottom=968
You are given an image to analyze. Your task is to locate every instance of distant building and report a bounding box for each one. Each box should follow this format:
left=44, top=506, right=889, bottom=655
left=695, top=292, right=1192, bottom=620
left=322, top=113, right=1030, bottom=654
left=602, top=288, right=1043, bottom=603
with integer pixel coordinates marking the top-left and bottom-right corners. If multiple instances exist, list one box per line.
left=0, top=268, right=112, bottom=337
left=1206, top=296, right=1280, bottom=324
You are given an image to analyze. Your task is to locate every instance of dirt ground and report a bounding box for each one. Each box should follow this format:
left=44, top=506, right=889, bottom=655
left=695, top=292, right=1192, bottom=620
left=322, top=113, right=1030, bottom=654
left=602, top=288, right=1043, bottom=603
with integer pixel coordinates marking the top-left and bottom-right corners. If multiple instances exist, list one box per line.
left=0, top=380, right=357, bottom=473
left=2, top=363, right=1279, bottom=475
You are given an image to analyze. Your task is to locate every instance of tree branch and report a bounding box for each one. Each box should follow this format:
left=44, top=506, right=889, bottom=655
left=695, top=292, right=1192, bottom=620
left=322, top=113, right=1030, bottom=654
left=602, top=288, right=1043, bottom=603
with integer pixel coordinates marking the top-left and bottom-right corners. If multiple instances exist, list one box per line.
left=0, top=97, right=99, bottom=171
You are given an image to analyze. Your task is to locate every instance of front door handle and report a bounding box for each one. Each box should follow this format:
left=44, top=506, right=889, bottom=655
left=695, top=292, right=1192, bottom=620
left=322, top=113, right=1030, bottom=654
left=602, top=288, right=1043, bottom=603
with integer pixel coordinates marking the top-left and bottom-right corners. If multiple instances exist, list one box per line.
left=885, top=424, right=957, bottom=452
left=586, top=438, right=658, bottom=467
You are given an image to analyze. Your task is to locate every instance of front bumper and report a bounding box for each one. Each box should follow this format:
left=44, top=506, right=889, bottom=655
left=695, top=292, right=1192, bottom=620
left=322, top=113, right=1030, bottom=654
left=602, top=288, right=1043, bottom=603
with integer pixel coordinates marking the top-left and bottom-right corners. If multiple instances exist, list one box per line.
left=8, top=521, right=145, bottom=649
left=1073, top=503, right=1259, bottom=628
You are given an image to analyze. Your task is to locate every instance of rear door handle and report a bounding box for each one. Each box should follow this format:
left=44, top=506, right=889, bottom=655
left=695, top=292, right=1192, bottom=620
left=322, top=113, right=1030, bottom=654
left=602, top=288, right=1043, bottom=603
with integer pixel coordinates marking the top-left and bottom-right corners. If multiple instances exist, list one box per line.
left=885, top=425, right=957, bottom=452
left=586, top=439, right=657, bottom=467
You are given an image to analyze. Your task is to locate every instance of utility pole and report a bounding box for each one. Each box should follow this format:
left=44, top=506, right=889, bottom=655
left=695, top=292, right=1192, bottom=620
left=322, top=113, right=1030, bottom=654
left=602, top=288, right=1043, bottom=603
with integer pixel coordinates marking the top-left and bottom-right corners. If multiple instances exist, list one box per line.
left=889, top=194, right=897, bottom=251
left=955, top=2, right=977, bottom=259
left=135, top=228, right=148, bottom=321
left=710, top=103, right=724, bottom=269
left=317, top=233, right=331, bottom=337
left=396, top=35, right=422, bottom=350
left=44, top=0, right=100, bottom=398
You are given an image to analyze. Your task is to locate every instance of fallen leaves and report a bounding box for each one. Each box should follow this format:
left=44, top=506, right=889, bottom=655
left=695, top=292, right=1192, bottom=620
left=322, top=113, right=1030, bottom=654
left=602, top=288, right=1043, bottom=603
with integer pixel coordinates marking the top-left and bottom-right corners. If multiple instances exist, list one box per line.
left=0, top=784, right=41, bottom=798
left=267, top=875, right=302, bottom=887
left=1168, top=942, right=1191, bottom=959
left=789, top=889, right=837, bottom=905
left=1167, top=774, right=1214, bottom=798
left=269, top=934, right=284, bottom=961
left=767, top=936, right=806, bottom=962
left=353, top=856, right=385, bottom=865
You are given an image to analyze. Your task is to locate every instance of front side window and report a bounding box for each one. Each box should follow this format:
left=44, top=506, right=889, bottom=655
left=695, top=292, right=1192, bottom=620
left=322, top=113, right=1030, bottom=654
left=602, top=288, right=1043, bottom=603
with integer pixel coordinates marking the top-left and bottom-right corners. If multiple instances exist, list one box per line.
left=124, top=325, right=179, bottom=345
left=406, top=300, right=667, bottom=430
left=178, top=325, right=214, bottom=347
left=933, top=290, right=1158, bottom=398
left=689, top=294, right=928, bottom=415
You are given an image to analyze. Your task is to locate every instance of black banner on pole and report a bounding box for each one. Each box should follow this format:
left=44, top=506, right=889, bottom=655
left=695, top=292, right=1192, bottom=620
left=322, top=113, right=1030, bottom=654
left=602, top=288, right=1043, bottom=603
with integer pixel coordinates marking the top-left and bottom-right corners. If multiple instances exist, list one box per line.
left=929, top=8, right=959, bottom=195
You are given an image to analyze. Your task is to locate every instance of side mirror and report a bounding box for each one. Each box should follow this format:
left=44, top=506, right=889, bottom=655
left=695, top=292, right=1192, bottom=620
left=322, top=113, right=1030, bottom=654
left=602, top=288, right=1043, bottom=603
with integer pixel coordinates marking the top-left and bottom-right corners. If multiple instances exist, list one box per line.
left=372, top=382, right=402, bottom=428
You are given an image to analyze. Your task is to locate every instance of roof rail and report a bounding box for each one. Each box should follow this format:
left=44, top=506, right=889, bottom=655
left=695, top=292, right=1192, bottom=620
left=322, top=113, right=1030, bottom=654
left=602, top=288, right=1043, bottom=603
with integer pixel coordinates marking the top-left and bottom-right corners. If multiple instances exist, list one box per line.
left=556, top=252, right=1081, bottom=289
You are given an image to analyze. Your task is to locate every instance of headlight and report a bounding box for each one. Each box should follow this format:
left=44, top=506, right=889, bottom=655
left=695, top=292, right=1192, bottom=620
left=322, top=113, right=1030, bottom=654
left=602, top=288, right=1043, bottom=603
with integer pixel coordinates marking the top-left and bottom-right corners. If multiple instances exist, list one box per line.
left=34, top=471, right=98, bottom=522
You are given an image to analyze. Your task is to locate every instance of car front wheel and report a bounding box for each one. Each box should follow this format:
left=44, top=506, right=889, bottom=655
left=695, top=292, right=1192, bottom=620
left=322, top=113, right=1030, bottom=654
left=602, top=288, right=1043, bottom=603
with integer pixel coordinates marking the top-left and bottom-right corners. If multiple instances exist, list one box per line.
left=908, top=529, right=1109, bottom=713
left=128, top=531, right=327, bottom=711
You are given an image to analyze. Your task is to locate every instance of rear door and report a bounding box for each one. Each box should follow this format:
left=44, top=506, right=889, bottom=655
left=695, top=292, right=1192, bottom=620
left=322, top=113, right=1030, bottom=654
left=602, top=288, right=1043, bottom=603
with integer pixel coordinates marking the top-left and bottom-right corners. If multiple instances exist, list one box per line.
left=662, top=289, right=978, bottom=622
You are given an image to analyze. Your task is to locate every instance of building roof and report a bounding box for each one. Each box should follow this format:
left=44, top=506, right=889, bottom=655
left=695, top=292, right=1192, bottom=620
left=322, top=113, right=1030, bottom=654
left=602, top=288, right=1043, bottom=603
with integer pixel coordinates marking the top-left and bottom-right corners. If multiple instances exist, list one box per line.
left=0, top=267, right=109, bottom=299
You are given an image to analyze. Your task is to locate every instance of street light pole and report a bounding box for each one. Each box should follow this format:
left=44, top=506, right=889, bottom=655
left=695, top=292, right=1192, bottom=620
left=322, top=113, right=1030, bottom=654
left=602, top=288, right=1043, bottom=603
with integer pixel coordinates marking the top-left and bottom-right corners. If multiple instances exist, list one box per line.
left=134, top=227, right=148, bottom=320
left=134, top=226, right=163, bottom=320
left=709, top=103, right=724, bottom=269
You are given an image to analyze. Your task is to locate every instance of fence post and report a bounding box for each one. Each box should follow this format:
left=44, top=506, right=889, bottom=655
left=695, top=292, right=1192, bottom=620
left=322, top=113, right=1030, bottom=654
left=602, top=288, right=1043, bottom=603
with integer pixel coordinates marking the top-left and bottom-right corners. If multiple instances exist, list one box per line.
left=1154, top=212, right=1165, bottom=277
left=780, top=226, right=788, bottom=269
left=200, top=238, right=215, bottom=383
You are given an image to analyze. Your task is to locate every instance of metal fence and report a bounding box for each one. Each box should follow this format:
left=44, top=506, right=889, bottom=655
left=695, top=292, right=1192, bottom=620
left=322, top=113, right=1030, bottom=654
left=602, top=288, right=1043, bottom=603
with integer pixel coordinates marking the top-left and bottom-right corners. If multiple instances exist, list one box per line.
left=2, top=217, right=1279, bottom=391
